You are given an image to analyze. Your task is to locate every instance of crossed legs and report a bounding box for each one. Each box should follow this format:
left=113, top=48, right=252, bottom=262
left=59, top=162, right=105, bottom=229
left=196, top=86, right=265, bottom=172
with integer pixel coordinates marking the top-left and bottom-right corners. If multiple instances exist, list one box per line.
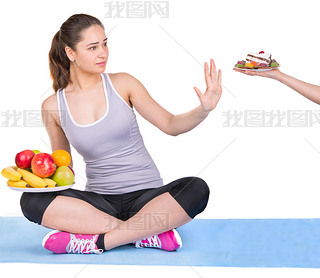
left=21, top=177, right=210, bottom=251
left=41, top=192, right=191, bottom=250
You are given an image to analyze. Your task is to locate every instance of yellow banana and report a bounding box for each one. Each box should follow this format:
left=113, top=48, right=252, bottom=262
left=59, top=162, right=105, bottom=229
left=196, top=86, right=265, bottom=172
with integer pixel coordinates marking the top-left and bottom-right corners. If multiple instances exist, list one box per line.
left=1, top=166, right=23, bottom=181
left=7, top=180, right=30, bottom=188
left=43, top=178, right=57, bottom=188
left=17, top=168, right=47, bottom=188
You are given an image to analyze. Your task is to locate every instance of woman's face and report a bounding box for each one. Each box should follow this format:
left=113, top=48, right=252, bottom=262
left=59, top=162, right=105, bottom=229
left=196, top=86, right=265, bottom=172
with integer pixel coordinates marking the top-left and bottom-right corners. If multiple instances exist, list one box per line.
left=69, top=25, right=108, bottom=74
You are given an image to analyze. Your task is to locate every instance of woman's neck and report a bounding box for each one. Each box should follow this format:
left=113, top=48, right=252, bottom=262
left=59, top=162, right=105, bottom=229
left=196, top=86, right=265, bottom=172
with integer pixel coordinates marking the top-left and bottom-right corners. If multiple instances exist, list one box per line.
left=68, top=67, right=101, bottom=93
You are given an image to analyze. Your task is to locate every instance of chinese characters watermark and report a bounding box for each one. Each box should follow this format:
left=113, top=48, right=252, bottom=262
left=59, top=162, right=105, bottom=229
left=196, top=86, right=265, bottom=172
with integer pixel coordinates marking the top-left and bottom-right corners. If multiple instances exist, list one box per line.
left=104, top=1, right=169, bottom=18
left=222, top=110, right=320, bottom=127
left=1, top=110, right=66, bottom=127
left=104, top=212, right=170, bottom=231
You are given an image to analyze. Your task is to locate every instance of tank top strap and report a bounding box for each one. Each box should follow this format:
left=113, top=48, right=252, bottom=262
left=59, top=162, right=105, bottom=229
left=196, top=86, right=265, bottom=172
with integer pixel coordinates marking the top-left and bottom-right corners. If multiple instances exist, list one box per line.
left=103, top=72, right=134, bottom=111
left=102, top=72, right=115, bottom=99
left=56, top=87, right=69, bottom=128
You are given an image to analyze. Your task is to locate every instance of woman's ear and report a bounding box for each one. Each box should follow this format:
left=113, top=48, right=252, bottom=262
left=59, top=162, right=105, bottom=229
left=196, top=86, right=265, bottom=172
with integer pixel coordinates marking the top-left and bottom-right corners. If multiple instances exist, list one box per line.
left=65, top=46, right=75, bottom=62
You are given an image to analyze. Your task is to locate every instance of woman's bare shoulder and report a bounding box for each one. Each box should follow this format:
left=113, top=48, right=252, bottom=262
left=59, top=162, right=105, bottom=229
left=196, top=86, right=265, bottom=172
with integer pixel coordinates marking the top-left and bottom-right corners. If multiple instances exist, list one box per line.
left=108, top=72, right=132, bottom=82
left=108, top=72, right=134, bottom=108
left=42, top=92, right=58, bottom=110
left=41, top=92, right=61, bottom=126
left=107, top=72, right=140, bottom=92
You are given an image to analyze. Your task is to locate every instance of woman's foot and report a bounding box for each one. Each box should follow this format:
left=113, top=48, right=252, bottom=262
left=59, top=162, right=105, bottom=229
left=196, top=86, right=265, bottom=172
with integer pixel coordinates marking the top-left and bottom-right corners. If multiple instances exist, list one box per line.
left=134, top=229, right=182, bottom=251
left=42, top=230, right=104, bottom=254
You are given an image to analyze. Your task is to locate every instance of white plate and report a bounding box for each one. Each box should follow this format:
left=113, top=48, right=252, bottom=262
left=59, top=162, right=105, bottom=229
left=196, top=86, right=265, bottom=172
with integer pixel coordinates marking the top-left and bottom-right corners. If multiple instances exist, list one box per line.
left=234, top=64, right=281, bottom=72
left=7, top=182, right=75, bottom=193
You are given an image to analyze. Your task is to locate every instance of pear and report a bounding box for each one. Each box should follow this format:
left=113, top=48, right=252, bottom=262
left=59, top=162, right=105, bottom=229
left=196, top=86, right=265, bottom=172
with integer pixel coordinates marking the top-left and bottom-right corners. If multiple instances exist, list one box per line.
left=52, top=166, right=74, bottom=186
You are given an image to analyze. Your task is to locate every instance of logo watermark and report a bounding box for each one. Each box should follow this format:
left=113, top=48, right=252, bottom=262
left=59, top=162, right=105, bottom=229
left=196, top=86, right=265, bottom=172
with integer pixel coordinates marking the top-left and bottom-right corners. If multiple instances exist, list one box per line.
left=222, top=110, right=320, bottom=127
left=104, top=212, right=170, bottom=231
left=1, top=110, right=66, bottom=127
left=104, top=1, right=169, bottom=18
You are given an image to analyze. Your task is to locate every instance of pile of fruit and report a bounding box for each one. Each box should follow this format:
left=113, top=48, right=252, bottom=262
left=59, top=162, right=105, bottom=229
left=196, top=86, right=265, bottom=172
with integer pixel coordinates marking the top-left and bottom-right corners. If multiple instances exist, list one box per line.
left=1, top=149, right=75, bottom=189
left=235, top=59, right=279, bottom=69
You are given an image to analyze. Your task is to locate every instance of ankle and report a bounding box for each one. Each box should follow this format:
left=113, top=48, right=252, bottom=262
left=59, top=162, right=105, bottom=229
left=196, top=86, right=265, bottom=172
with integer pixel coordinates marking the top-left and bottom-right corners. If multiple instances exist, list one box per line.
left=96, top=233, right=106, bottom=250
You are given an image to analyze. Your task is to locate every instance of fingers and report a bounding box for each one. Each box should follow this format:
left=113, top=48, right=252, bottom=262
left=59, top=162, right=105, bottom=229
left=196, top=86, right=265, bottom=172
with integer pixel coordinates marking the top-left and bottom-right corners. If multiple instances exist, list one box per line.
left=242, top=70, right=254, bottom=75
left=234, top=67, right=272, bottom=77
left=204, top=58, right=221, bottom=89
left=193, top=87, right=202, bottom=101
left=204, top=62, right=210, bottom=87
left=210, top=58, right=217, bottom=81
left=217, top=69, right=222, bottom=95
left=233, top=68, right=256, bottom=76
left=246, top=70, right=259, bottom=76
left=218, top=69, right=222, bottom=84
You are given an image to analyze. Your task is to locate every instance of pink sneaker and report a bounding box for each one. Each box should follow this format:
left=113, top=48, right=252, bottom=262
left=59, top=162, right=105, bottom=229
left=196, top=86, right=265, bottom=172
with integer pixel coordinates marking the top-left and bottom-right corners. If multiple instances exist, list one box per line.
left=135, top=229, right=182, bottom=251
left=42, top=230, right=103, bottom=254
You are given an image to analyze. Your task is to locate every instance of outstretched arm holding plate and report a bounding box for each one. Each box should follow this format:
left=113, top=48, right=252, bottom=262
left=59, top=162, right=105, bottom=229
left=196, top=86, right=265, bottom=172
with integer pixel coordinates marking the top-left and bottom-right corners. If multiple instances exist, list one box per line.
left=234, top=51, right=320, bottom=105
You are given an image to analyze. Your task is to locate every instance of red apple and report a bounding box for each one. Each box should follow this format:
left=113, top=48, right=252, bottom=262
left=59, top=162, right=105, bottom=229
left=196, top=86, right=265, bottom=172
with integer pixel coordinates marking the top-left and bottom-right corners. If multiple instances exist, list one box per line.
left=15, top=150, right=35, bottom=169
left=31, top=153, right=56, bottom=178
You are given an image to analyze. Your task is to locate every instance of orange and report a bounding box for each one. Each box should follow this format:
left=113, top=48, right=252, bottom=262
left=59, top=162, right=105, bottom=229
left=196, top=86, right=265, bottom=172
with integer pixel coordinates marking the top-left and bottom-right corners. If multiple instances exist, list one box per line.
left=51, top=150, right=71, bottom=167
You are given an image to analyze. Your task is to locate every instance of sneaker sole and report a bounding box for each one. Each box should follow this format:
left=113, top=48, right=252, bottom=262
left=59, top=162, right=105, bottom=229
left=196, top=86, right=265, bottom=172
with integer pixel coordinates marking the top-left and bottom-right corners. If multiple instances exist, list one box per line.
left=42, top=229, right=61, bottom=248
left=172, top=228, right=182, bottom=250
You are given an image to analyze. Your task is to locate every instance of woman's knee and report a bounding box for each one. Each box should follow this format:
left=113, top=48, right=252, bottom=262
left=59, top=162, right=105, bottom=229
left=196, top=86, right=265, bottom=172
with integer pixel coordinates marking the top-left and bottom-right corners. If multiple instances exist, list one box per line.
left=190, top=176, right=210, bottom=207
left=172, top=176, right=210, bottom=218
left=20, top=192, right=56, bottom=225
left=188, top=177, right=210, bottom=217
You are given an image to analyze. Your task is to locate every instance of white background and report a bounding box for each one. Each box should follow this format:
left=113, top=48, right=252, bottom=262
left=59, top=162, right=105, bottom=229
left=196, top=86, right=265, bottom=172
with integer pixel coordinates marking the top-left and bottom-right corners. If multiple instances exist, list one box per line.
left=1, top=0, right=320, bottom=277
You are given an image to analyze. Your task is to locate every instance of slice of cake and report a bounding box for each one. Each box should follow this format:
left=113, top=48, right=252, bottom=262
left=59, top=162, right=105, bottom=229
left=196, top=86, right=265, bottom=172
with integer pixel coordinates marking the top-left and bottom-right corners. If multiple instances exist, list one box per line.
left=234, top=51, right=279, bottom=69
left=246, top=51, right=272, bottom=66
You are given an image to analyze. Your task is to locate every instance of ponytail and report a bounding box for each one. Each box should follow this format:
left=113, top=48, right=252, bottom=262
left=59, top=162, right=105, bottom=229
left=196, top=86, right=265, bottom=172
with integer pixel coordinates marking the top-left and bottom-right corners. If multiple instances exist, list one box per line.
left=48, top=30, right=70, bottom=93
left=48, top=14, right=104, bottom=93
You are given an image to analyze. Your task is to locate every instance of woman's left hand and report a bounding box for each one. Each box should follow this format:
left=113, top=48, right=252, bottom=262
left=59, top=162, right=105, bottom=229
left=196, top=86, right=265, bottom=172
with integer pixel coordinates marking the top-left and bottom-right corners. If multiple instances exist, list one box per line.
left=194, top=58, right=222, bottom=113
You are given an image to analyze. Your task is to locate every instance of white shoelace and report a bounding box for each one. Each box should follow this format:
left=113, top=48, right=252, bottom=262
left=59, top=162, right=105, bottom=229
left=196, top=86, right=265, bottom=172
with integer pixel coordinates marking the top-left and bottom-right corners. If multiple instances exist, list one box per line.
left=135, top=235, right=161, bottom=248
left=66, top=234, right=103, bottom=254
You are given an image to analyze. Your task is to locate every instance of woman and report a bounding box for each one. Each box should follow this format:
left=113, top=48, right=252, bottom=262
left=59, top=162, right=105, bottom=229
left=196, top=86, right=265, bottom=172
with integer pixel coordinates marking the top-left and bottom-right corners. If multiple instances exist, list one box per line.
left=233, top=67, right=320, bottom=104
left=20, top=14, right=222, bottom=255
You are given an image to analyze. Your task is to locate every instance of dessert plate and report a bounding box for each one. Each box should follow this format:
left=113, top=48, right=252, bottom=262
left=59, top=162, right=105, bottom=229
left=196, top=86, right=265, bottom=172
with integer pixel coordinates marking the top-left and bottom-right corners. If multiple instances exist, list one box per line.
left=234, top=65, right=280, bottom=72
left=7, top=182, right=75, bottom=193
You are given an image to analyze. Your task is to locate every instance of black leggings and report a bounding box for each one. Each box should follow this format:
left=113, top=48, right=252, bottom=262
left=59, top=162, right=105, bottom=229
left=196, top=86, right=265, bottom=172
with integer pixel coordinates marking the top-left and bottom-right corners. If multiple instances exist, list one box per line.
left=20, top=176, right=210, bottom=225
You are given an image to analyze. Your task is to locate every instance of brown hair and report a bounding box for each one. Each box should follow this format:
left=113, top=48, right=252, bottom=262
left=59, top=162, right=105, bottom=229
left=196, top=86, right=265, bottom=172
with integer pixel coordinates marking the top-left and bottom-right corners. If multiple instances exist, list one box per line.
left=48, top=14, right=104, bottom=93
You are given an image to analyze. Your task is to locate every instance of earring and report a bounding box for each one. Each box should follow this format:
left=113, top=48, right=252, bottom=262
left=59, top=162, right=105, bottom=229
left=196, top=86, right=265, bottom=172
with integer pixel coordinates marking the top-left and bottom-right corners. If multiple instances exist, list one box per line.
left=71, top=58, right=74, bottom=62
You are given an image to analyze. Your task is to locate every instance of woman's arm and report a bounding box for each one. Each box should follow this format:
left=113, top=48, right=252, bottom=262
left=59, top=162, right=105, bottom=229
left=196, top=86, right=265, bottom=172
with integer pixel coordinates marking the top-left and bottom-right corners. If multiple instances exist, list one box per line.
left=126, top=59, right=222, bottom=136
left=166, top=105, right=210, bottom=136
left=234, top=68, right=320, bottom=105
left=277, top=72, right=320, bottom=105
left=41, top=95, right=73, bottom=168
left=167, top=59, right=222, bottom=135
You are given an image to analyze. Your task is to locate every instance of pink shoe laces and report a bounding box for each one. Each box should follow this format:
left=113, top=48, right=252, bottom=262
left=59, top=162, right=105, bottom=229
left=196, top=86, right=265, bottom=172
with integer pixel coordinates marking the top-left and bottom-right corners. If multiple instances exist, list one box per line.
left=135, top=234, right=161, bottom=248
left=66, top=234, right=103, bottom=254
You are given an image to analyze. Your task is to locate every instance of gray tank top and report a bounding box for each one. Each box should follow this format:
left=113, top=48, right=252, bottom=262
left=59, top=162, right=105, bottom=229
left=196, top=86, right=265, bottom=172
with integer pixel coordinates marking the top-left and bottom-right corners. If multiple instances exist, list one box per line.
left=57, top=72, right=163, bottom=194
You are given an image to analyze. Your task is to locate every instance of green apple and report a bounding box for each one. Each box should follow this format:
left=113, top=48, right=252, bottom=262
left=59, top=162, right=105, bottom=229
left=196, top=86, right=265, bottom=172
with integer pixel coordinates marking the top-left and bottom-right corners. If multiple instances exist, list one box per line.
left=32, top=150, right=41, bottom=154
left=51, top=166, right=74, bottom=186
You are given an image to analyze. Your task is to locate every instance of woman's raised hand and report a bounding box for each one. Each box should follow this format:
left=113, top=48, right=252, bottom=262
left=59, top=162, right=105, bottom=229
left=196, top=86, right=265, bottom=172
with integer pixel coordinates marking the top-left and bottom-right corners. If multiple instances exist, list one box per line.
left=194, top=58, right=223, bottom=112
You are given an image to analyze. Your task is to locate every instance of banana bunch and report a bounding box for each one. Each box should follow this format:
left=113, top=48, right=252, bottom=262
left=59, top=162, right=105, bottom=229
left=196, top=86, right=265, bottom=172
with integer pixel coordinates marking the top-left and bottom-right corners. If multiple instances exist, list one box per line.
left=43, top=178, right=57, bottom=188
left=7, top=180, right=29, bottom=188
left=1, top=166, right=22, bottom=181
left=1, top=166, right=57, bottom=188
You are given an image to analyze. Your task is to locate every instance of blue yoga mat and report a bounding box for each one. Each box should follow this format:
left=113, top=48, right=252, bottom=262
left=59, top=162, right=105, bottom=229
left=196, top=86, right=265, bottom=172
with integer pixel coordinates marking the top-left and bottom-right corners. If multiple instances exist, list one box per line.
left=1, top=217, right=320, bottom=267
